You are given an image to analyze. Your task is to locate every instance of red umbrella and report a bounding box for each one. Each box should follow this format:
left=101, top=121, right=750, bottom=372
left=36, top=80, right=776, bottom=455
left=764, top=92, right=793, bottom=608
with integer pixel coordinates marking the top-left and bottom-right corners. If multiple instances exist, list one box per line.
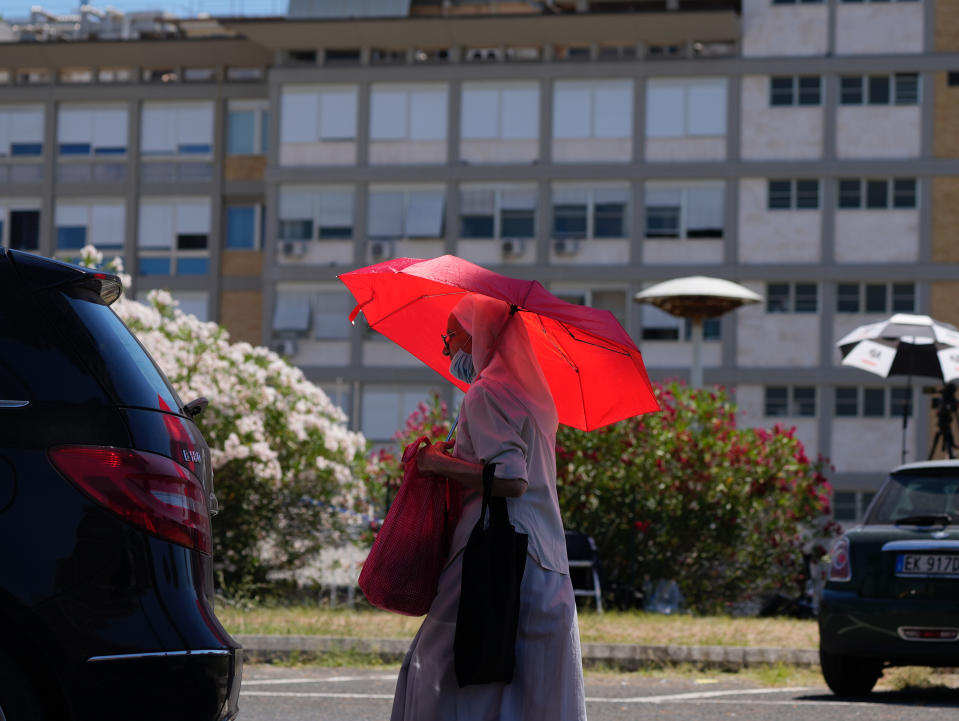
left=338, top=255, right=659, bottom=431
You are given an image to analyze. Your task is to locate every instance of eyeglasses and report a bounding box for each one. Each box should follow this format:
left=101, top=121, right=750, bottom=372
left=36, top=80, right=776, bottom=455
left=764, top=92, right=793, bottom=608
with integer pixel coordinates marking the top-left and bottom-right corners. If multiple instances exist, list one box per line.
left=441, top=330, right=458, bottom=356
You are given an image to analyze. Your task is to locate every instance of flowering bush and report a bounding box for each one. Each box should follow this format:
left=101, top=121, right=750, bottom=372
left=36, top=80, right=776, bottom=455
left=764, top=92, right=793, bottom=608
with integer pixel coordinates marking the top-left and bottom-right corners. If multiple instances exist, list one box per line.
left=556, top=381, right=839, bottom=614
left=363, top=393, right=453, bottom=527
left=76, top=247, right=370, bottom=596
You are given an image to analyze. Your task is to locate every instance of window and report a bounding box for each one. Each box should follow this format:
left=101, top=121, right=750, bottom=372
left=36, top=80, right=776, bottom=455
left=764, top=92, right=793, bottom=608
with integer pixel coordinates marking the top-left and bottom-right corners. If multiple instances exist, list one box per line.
left=137, top=198, right=211, bottom=276
left=459, top=186, right=536, bottom=239
left=227, top=101, right=269, bottom=155
left=765, top=282, right=818, bottom=313
left=835, top=387, right=906, bottom=418
left=368, top=188, right=445, bottom=239
left=552, top=186, right=629, bottom=240
left=57, top=105, right=127, bottom=156
left=890, top=387, right=913, bottom=418
left=639, top=304, right=720, bottom=342
left=765, top=386, right=817, bottom=417
left=141, top=102, right=213, bottom=156
left=462, top=83, right=538, bottom=141
left=769, top=76, right=821, bottom=106
left=837, top=178, right=917, bottom=209
left=97, top=68, right=134, bottom=83
left=0, top=106, right=44, bottom=157
left=553, top=80, right=632, bottom=140
left=641, top=304, right=680, bottom=341
left=767, top=179, right=820, bottom=210
left=278, top=186, right=354, bottom=242
left=226, top=67, right=264, bottom=82
left=645, top=184, right=724, bottom=239
left=55, top=201, right=124, bottom=252
left=8, top=209, right=39, bottom=250
left=361, top=386, right=434, bottom=441
left=836, top=282, right=916, bottom=313
left=833, top=491, right=857, bottom=522
left=225, top=205, right=262, bottom=250
left=839, top=74, right=920, bottom=105
left=370, top=84, right=447, bottom=141
left=773, top=0, right=825, bottom=4
left=272, top=285, right=353, bottom=341
left=280, top=85, right=357, bottom=143
left=553, top=287, right=628, bottom=330
left=646, top=78, right=727, bottom=138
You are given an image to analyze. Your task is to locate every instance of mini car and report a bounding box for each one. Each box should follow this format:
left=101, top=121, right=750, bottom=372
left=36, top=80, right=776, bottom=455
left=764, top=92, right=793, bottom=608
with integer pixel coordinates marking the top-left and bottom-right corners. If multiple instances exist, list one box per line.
left=819, top=459, right=959, bottom=695
left=0, top=249, right=241, bottom=720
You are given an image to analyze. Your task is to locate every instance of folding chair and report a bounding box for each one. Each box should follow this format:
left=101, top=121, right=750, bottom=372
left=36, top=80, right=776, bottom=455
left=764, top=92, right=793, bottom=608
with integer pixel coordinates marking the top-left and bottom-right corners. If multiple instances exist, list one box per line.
left=565, top=530, right=603, bottom=613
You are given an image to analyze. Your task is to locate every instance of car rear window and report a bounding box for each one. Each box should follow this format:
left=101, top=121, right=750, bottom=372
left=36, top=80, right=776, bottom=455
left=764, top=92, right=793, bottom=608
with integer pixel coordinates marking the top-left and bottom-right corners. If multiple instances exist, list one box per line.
left=867, top=474, right=959, bottom=524
left=60, top=290, right=185, bottom=415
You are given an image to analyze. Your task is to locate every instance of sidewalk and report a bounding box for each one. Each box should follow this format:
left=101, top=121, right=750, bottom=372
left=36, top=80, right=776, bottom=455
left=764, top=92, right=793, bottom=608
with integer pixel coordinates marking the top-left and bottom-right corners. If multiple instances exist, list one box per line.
left=235, top=634, right=819, bottom=671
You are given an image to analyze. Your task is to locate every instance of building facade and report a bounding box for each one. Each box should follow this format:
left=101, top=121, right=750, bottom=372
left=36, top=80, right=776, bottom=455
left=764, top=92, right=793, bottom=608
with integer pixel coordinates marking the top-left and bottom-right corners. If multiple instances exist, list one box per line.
left=1, top=0, right=956, bottom=523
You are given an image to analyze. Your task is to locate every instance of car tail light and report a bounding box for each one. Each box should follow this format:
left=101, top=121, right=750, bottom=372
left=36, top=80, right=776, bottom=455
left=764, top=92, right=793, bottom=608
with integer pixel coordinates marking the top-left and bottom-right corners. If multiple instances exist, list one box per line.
left=828, top=536, right=852, bottom=582
left=49, top=445, right=212, bottom=554
left=899, top=627, right=959, bottom=641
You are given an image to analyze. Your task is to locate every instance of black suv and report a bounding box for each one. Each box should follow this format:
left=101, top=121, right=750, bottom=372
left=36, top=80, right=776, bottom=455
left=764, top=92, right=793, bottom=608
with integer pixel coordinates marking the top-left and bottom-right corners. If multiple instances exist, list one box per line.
left=0, top=249, right=241, bottom=720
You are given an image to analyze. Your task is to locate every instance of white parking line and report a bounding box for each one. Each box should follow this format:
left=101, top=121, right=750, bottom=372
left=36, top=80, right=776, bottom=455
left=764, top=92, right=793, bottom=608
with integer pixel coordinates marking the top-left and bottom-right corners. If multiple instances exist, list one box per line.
left=586, top=687, right=815, bottom=704
left=242, top=692, right=395, bottom=700
left=240, top=686, right=817, bottom=705
left=242, top=674, right=397, bottom=686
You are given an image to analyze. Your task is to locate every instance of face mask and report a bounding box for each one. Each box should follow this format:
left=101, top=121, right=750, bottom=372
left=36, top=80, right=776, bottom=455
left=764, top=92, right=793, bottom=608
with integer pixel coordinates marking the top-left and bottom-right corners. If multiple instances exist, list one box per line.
left=449, top=349, right=475, bottom=384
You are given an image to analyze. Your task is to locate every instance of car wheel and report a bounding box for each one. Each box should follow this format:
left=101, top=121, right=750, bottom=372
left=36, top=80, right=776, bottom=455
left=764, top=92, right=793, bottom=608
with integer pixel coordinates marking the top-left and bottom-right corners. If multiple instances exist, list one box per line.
left=819, top=647, right=882, bottom=696
left=0, top=651, right=47, bottom=721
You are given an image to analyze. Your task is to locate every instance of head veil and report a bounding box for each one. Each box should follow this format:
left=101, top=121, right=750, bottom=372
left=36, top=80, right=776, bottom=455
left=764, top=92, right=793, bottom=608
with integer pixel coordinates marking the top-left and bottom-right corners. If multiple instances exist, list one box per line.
left=452, top=294, right=558, bottom=435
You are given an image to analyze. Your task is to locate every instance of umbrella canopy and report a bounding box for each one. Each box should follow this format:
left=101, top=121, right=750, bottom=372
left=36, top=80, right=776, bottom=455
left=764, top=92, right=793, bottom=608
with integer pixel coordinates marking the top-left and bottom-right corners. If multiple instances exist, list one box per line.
left=837, top=313, right=959, bottom=381
left=338, top=255, right=659, bottom=431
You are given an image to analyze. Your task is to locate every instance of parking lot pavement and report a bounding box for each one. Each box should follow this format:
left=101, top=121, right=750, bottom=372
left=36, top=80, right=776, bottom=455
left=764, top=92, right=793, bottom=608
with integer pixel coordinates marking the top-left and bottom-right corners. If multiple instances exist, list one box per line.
left=238, top=665, right=959, bottom=721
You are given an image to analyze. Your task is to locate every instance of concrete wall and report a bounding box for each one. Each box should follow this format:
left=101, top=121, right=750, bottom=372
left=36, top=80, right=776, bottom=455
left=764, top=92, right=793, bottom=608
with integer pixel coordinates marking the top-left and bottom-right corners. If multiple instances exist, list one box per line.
left=835, top=3, right=924, bottom=56
left=740, top=76, right=823, bottom=161
left=736, top=283, right=820, bottom=368
left=834, top=211, right=919, bottom=264
left=836, top=107, right=921, bottom=160
left=643, top=239, right=724, bottom=265
left=741, top=0, right=828, bottom=58
left=832, top=419, right=911, bottom=472
left=737, top=178, right=821, bottom=264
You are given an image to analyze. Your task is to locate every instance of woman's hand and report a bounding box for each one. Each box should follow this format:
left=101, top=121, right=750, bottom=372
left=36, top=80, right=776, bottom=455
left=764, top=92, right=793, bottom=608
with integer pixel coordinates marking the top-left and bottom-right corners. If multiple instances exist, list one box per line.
left=416, top=440, right=454, bottom=476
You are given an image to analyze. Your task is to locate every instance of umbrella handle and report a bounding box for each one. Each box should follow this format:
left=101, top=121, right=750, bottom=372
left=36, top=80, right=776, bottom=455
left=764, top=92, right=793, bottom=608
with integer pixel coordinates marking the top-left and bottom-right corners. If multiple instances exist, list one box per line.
left=446, top=411, right=460, bottom=443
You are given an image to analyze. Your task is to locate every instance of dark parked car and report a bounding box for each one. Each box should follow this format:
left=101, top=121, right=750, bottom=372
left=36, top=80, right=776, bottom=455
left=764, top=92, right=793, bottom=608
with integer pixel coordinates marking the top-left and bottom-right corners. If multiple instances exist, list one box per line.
left=0, top=249, right=241, bottom=720
left=819, top=459, right=959, bottom=695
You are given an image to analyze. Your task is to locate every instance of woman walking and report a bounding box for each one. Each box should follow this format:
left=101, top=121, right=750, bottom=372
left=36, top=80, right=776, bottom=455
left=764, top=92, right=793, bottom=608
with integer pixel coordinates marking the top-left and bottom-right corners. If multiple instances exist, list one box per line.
left=390, top=294, right=587, bottom=721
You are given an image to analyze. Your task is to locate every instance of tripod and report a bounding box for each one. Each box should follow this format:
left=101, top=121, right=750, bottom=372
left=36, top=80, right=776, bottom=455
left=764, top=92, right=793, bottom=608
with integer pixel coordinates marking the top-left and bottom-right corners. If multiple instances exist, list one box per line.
left=928, top=383, right=959, bottom=460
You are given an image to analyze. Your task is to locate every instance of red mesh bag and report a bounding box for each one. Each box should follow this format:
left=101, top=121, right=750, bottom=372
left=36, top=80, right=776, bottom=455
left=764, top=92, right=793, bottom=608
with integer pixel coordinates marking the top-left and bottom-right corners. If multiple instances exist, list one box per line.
left=359, top=436, right=463, bottom=616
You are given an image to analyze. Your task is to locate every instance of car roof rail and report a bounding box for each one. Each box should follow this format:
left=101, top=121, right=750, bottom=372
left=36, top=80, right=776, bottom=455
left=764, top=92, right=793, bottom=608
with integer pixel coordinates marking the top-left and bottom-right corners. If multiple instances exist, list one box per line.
left=8, top=249, right=122, bottom=306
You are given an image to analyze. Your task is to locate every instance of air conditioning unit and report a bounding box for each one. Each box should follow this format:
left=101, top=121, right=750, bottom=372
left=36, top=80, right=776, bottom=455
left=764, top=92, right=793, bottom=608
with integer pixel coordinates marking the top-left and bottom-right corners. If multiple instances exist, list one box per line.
left=466, top=47, right=502, bottom=62
left=553, top=238, right=580, bottom=256
left=280, top=240, right=308, bottom=258
left=369, top=240, right=393, bottom=261
left=271, top=339, right=298, bottom=357
left=501, top=238, right=525, bottom=258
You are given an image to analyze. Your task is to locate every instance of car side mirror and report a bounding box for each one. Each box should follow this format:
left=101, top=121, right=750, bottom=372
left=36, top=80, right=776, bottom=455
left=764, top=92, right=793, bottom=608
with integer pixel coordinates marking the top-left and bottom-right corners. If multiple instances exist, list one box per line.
left=184, top=397, right=208, bottom=419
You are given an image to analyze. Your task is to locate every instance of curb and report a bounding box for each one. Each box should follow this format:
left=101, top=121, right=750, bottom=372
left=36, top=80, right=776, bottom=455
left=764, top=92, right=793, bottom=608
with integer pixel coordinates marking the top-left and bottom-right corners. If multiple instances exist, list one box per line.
left=235, top=635, right=819, bottom=670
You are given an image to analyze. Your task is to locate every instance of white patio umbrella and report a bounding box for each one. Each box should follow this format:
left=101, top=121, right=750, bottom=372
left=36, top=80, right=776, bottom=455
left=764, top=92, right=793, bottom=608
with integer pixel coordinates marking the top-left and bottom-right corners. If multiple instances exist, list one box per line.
left=634, top=276, right=761, bottom=387
left=837, top=313, right=959, bottom=460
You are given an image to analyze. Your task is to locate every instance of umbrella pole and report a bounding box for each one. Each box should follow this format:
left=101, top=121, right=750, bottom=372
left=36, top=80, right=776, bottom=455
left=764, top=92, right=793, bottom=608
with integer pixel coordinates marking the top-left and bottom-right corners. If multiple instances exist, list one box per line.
left=901, top=376, right=910, bottom=464
left=690, top=317, right=704, bottom=388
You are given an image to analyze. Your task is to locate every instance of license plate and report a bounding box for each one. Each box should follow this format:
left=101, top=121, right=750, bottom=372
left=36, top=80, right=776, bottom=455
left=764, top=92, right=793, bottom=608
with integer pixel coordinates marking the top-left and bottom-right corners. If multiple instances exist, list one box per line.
left=896, top=553, right=959, bottom=577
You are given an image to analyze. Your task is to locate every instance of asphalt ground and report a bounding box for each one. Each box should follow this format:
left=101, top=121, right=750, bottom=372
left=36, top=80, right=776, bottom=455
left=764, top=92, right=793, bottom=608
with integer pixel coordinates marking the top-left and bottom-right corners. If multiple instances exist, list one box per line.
left=237, top=665, right=959, bottom=721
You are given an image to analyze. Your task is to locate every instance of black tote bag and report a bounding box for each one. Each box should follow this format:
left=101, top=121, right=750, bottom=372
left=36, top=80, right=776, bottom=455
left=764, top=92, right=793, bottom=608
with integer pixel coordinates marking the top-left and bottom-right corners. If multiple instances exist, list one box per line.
left=454, top=462, right=528, bottom=687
